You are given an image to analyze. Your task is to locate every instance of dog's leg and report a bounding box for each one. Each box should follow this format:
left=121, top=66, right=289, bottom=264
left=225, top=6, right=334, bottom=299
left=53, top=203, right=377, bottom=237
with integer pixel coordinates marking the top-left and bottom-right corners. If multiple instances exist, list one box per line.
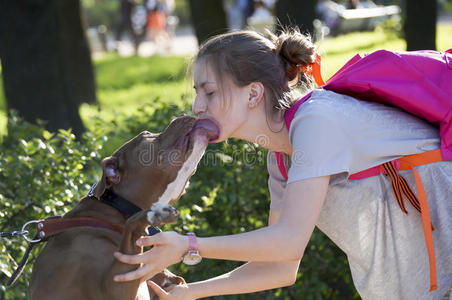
left=102, top=203, right=179, bottom=300
left=148, top=269, right=186, bottom=299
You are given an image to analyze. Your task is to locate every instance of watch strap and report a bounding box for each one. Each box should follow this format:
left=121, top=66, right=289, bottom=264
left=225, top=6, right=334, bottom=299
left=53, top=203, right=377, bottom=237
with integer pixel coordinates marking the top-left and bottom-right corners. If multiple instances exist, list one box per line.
left=187, top=232, right=198, bottom=252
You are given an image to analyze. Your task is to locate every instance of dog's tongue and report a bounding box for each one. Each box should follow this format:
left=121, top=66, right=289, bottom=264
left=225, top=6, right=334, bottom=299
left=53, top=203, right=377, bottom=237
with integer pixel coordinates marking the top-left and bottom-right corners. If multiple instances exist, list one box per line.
left=192, top=118, right=220, bottom=142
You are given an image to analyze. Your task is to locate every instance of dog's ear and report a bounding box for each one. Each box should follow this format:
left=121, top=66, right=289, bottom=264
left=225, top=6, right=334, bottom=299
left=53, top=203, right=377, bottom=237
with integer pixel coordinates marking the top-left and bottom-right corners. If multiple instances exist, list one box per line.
left=92, top=156, right=120, bottom=199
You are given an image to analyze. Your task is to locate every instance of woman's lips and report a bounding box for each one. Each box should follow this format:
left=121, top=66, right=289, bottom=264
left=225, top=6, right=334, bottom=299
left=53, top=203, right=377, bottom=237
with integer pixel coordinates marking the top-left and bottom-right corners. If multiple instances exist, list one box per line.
left=192, top=117, right=220, bottom=142
left=174, top=117, right=220, bottom=152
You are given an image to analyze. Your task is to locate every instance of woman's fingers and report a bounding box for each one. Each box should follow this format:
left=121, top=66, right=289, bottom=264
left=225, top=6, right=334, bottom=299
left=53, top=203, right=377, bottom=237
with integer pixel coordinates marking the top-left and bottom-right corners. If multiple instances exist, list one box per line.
left=114, top=263, right=155, bottom=282
left=114, top=251, right=151, bottom=264
left=112, top=232, right=186, bottom=283
left=147, top=280, right=169, bottom=298
left=136, top=235, right=159, bottom=247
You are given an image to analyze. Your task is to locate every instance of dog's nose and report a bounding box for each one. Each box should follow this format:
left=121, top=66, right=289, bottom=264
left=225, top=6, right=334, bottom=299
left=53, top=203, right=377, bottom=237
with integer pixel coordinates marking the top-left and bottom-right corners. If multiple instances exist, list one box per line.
left=141, top=131, right=151, bottom=135
left=162, top=205, right=179, bottom=215
left=169, top=206, right=179, bottom=216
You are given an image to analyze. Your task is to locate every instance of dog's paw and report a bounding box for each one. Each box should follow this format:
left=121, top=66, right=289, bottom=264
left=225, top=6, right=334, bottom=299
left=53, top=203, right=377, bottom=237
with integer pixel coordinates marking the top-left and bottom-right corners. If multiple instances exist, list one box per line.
left=147, top=203, right=179, bottom=226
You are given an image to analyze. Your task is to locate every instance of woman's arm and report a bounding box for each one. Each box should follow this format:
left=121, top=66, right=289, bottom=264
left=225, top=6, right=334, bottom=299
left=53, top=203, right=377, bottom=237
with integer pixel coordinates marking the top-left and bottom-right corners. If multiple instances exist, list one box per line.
left=149, top=261, right=300, bottom=300
left=114, top=175, right=329, bottom=281
left=187, top=209, right=300, bottom=298
left=196, top=175, right=330, bottom=262
left=149, top=210, right=301, bottom=299
left=186, top=260, right=300, bottom=299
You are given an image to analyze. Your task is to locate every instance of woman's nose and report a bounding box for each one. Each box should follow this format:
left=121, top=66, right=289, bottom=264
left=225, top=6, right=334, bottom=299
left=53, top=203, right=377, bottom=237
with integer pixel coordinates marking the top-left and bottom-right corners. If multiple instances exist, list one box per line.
left=192, top=96, right=206, bottom=115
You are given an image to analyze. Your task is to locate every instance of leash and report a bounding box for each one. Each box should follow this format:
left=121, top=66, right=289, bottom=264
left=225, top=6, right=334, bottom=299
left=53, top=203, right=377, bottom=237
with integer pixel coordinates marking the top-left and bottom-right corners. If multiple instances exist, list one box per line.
left=4, top=216, right=123, bottom=286
left=1, top=220, right=44, bottom=286
left=6, top=236, right=38, bottom=286
left=0, top=230, right=30, bottom=239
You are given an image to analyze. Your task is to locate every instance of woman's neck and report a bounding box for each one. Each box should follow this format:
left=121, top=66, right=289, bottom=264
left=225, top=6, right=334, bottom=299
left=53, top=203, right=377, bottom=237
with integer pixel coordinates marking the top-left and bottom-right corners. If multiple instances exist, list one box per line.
left=233, top=105, right=292, bottom=156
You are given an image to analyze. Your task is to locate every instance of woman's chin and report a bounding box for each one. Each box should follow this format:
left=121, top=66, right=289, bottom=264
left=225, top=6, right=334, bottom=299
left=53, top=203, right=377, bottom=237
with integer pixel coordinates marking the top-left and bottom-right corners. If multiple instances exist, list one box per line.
left=208, top=138, right=221, bottom=144
left=208, top=135, right=225, bottom=144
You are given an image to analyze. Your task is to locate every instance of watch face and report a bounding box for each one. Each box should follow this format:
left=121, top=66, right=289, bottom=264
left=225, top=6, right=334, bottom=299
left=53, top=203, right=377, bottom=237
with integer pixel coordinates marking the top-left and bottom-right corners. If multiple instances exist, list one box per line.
left=183, top=251, right=202, bottom=265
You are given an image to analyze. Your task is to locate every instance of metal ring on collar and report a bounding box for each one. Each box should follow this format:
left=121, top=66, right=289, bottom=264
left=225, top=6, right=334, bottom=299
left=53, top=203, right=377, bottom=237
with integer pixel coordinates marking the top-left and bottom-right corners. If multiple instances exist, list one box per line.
left=21, top=220, right=42, bottom=243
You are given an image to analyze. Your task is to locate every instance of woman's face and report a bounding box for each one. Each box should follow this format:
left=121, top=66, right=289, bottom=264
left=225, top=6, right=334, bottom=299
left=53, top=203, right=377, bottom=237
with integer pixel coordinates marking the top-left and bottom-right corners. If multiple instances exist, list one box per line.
left=192, top=60, right=250, bottom=143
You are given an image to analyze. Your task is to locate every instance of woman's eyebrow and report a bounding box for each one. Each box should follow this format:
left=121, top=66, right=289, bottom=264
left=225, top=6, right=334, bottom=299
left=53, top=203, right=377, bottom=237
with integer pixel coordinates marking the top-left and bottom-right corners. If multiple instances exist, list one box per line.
left=193, top=81, right=216, bottom=89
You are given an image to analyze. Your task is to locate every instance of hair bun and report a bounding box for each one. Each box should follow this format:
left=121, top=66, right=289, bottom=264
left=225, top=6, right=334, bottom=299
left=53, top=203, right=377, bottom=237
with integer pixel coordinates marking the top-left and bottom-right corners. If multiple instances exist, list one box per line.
left=271, top=28, right=316, bottom=85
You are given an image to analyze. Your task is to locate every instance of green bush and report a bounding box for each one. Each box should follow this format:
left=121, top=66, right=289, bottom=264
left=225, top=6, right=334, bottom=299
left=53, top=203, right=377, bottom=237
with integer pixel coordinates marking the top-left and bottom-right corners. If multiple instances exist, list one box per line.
left=1, top=102, right=358, bottom=299
left=0, top=111, right=106, bottom=299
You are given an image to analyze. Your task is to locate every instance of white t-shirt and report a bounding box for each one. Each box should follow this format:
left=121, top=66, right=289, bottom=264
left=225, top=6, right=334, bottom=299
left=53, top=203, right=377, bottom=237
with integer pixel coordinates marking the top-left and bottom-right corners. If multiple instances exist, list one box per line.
left=267, top=89, right=452, bottom=299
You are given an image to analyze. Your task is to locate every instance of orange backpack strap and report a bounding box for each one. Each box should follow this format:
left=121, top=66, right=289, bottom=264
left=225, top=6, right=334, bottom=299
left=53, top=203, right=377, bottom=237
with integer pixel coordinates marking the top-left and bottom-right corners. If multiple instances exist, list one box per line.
left=312, top=53, right=326, bottom=87
left=357, top=149, right=442, bottom=291
left=303, top=54, right=326, bottom=88
left=396, top=149, right=442, bottom=291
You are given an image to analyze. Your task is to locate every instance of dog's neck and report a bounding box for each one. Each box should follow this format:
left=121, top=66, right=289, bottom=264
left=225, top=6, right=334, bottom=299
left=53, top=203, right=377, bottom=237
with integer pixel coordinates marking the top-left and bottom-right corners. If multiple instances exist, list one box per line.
left=100, top=189, right=142, bottom=219
left=66, top=183, right=162, bottom=224
left=112, top=183, right=163, bottom=211
left=65, top=196, right=127, bottom=227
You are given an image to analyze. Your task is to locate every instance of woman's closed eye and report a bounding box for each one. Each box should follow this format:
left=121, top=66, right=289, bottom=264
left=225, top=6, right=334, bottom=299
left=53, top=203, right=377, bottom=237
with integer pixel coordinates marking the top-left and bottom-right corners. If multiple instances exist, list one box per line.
left=205, top=91, right=215, bottom=97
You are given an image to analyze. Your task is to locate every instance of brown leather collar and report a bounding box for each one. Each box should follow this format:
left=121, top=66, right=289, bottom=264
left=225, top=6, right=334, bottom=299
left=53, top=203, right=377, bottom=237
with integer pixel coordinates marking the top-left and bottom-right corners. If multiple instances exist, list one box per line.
left=35, top=216, right=123, bottom=240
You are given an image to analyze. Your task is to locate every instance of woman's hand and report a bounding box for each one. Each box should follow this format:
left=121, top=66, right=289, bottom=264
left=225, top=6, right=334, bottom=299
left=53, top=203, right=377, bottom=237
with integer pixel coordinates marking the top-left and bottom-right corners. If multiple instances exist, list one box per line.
left=148, top=281, right=197, bottom=300
left=113, top=231, right=188, bottom=282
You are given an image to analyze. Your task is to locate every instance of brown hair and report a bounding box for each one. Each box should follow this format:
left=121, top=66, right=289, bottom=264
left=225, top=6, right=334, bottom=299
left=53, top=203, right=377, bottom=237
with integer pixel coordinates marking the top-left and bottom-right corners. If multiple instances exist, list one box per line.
left=194, top=27, right=317, bottom=131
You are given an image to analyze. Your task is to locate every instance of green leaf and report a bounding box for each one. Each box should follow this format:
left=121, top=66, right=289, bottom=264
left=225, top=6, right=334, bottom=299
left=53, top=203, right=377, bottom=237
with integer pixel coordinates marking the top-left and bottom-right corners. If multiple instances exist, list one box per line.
left=42, top=130, right=54, bottom=140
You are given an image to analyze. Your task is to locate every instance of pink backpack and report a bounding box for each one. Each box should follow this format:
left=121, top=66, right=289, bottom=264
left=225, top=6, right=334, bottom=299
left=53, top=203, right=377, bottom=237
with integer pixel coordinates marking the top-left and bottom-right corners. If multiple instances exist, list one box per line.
left=275, top=49, right=452, bottom=291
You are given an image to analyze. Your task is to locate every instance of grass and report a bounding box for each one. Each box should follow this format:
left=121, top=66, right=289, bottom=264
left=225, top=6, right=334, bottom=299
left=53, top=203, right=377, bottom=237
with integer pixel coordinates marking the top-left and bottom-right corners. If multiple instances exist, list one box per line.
left=0, top=54, right=192, bottom=137
left=317, top=29, right=405, bottom=79
left=1, top=24, right=452, bottom=136
left=318, top=24, right=452, bottom=80
left=80, top=54, right=191, bottom=131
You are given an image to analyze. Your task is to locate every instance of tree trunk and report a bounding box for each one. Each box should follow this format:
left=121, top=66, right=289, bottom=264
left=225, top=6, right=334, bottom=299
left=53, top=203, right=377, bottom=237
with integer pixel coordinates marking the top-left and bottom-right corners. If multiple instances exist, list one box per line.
left=188, top=0, right=228, bottom=46
left=0, top=0, right=96, bottom=137
left=404, top=0, right=437, bottom=51
left=276, top=0, right=317, bottom=36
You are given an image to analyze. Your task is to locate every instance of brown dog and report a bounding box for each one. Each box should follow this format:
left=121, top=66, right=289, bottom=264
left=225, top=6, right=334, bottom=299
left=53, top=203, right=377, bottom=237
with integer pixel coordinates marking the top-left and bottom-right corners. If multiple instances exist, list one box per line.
left=29, top=115, right=219, bottom=300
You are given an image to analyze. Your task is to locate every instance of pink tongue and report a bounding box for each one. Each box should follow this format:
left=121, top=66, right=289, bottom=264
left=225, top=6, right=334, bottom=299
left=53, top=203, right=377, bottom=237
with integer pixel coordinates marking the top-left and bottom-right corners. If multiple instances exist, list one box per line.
left=193, top=119, right=220, bottom=141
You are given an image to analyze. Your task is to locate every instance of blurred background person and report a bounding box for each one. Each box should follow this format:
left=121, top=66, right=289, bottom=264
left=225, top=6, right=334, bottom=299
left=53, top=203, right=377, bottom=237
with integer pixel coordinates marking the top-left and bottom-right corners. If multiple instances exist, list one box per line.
left=115, top=0, right=140, bottom=51
left=146, top=0, right=176, bottom=49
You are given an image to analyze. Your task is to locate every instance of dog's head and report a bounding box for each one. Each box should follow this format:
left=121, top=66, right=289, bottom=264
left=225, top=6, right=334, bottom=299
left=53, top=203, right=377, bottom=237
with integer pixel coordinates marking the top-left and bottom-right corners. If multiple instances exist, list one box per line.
left=91, top=115, right=219, bottom=207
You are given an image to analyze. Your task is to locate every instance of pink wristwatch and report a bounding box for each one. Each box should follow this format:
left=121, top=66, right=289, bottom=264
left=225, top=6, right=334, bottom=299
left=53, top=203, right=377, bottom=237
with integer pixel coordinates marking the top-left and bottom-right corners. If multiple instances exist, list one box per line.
left=182, top=232, right=202, bottom=265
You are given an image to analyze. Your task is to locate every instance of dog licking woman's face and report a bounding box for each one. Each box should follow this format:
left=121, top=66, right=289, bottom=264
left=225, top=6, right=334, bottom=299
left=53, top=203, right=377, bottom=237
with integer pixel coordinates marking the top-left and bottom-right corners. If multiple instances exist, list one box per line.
left=92, top=115, right=219, bottom=208
left=192, top=59, right=253, bottom=143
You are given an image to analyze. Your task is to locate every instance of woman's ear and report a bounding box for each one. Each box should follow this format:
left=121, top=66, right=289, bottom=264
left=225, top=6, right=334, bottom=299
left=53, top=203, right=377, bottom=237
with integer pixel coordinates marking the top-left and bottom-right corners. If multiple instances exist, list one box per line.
left=248, top=82, right=265, bottom=108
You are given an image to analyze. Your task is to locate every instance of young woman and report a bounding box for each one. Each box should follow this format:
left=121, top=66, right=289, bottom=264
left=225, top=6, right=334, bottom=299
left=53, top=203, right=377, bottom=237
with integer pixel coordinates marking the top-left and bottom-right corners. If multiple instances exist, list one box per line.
left=113, top=28, right=452, bottom=299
